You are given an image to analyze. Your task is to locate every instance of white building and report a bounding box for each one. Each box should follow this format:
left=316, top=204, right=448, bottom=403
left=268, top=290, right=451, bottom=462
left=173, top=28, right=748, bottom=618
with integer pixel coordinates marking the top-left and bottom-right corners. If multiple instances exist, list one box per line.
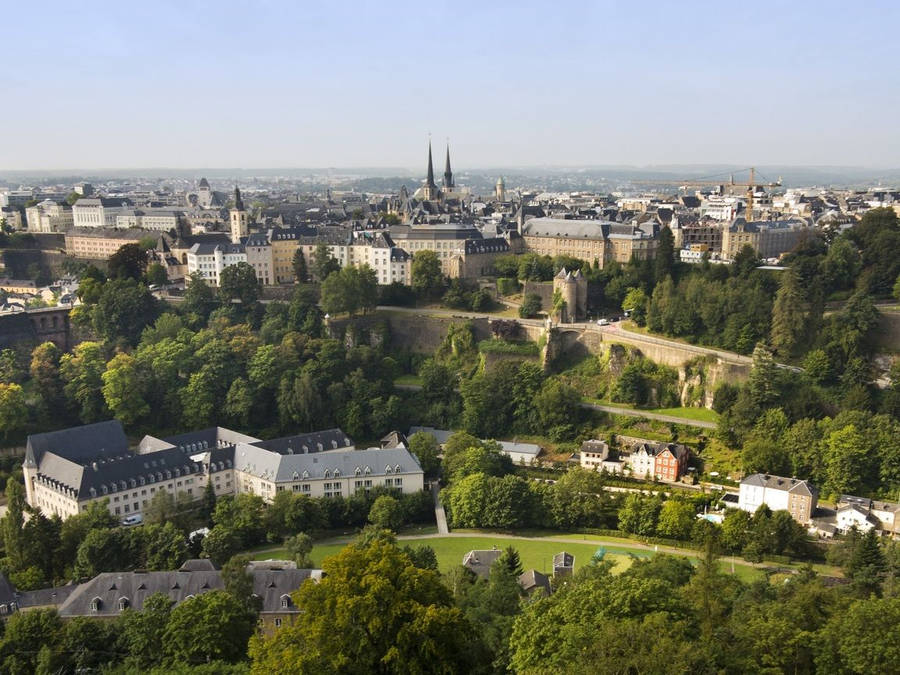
left=25, top=200, right=74, bottom=233
left=24, top=421, right=424, bottom=521
left=187, top=241, right=247, bottom=286
left=738, top=473, right=818, bottom=524
left=72, top=198, right=133, bottom=228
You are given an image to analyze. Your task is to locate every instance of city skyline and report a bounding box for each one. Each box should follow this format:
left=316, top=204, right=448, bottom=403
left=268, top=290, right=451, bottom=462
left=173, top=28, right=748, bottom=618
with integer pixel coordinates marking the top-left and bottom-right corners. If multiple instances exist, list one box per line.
left=4, top=0, right=899, bottom=170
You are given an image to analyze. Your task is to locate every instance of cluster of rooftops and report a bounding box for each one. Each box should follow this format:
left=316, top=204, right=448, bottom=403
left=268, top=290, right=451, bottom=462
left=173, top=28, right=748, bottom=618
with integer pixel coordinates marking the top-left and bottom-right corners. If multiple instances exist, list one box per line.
left=25, top=421, right=420, bottom=503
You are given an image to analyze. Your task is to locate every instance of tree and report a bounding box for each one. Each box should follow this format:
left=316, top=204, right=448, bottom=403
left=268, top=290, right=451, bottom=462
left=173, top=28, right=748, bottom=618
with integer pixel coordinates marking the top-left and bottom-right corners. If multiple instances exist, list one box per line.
left=618, top=494, right=661, bottom=535
left=2, top=480, right=28, bottom=572
left=248, top=538, right=476, bottom=673
left=533, top=379, right=580, bottom=438
left=183, top=272, right=216, bottom=318
left=165, top=591, right=257, bottom=665
left=0, top=609, right=64, bottom=674
left=519, top=293, right=542, bottom=318
left=101, top=352, right=149, bottom=427
left=496, top=545, right=523, bottom=576
left=847, top=527, right=886, bottom=595
left=656, top=499, right=696, bottom=540
left=219, top=262, right=260, bottom=306
left=622, top=287, right=648, bottom=326
left=146, top=262, right=168, bottom=286
left=107, top=243, right=149, bottom=280
left=292, top=248, right=308, bottom=283
left=312, top=242, right=340, bottom=281
left=747, top=343, right=779, bottom=407
left=221, top=554, right=261, bottom=614
left=117, top=593, right=172, bottom=670
left=411, top=249, right=445, bottom=299
left=408, top=431, right=441, bottom=479
left=320, top=264, right=378, bottom=316
left=224, top=377, right=253, bottom=427
left=92, top=278, right=158, bottom=345
left=368, top=494, right=404, bottom=531
left=0, top=383, right=27, bottom=440
left=285, top=532, right=315, bottom=568
left=823, top=424, right=870, bottom=496
left=655, top=225, right=675, bottom=283
left=60, top=341, right=109, bottom=423
left=818, top=596, right=900, bottom=674
left=770, top=268, right=808, bottom=357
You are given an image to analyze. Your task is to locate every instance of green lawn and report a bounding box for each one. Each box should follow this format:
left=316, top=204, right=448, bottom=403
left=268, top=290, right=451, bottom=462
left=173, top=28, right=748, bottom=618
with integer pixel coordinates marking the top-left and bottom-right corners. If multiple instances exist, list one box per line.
left=650, top=407, right=719, bottom=423
left=394, top=374, right=424, bottom=386
left=252, top=532, right=780, bottom=582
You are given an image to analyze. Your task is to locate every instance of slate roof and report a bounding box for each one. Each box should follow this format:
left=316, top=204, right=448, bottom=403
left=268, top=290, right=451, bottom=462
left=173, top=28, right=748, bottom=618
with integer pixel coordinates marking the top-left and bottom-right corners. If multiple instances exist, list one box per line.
left=250, top=429, right=354, bottom=456
left=16, top=584, right=77, bottom=609
left=463, top=549, right=501, bottom=579
left=464, top=237, right=509, bottom=255
left=408, top=427, right=453, bottom=445
left=741, top=473, right=817, bottom=498
left=25, top=420, right=129, bottom=469
left=234, top=445, right=420, bottom=483
left=518, top=569, right=551, bottom=596
left=56, top=568, right=318, bottom=617
left=498, top=441, right=540, bottom=457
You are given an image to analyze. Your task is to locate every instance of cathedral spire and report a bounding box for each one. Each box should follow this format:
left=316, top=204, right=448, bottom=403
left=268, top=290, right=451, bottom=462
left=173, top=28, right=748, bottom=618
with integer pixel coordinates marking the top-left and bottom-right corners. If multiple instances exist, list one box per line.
left=425, top=140, right=436, bottom=189
left=443, top=143, right=454, bottom=188
left=233, top=185, right=244, bottom=211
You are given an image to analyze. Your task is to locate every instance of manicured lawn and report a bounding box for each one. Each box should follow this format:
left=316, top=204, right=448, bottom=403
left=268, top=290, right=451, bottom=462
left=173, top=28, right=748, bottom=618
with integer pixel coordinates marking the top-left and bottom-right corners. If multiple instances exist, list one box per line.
left=650, top=407, right=719, bottom=423
left=251, top=532, right=788, bottom=582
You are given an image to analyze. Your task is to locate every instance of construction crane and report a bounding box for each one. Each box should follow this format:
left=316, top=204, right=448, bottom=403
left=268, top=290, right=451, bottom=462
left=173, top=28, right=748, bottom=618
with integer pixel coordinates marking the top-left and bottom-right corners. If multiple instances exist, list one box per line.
left=630, top=167, right=782, bottom=221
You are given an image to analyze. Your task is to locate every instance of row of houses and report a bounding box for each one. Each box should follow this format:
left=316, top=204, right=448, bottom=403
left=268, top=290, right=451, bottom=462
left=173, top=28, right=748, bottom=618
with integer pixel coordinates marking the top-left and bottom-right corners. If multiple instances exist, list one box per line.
left=579, top=437, right=691, bottom=483
left=24, top=421, right=425, bottom=521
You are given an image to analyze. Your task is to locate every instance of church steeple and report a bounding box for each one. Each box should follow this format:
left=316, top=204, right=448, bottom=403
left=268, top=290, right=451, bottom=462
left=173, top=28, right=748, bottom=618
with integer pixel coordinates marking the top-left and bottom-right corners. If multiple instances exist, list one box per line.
left=425, top=141, right=436, bottom=189
left=233, top=185, right=244, bottom=211
left=443, top=144, right=454, bottom=189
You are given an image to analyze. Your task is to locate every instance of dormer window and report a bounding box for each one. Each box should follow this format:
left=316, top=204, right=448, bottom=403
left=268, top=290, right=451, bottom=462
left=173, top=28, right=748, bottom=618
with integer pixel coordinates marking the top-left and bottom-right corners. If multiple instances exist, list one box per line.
left=101, top=485, right=108, bottom=495
left=333, top=469, right=340, bottom=478
left=302, top=470, right=309, bottom=480
left=118, top=597, right=129, bottom=611
left=385, top=466, right=392, bottom=474
left=324, top=469, right=331, bottom=479
left=90, top=597, right=102, bottom=613
left=364, top=467, right=371, bottom=475
left=355, top=467, right=361, bottom=476
left=139, top=477, right=145, bottom=486
left=331, top=440, right=338, bottom=449
left=280, top=594, right=291, bottom=609
left=395, top=465, right=401, bottom=473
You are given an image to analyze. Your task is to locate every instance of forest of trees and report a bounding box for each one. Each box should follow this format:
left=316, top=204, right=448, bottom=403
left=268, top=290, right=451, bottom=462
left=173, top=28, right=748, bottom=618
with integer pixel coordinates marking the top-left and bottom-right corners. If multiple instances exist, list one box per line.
left=2, top=528, right=897, bottom=674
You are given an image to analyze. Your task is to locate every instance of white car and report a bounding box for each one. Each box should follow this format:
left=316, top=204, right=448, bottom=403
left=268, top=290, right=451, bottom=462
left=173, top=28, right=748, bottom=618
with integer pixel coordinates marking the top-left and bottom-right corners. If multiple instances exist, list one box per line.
left=597, top=318, right=610, bottom=326
left=121, top=514, right=143, bottom=526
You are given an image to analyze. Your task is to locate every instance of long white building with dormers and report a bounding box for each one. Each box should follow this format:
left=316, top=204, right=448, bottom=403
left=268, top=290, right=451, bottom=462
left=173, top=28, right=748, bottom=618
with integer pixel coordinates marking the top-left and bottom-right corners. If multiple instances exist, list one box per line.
left=24, top=420, right=424, bottom=521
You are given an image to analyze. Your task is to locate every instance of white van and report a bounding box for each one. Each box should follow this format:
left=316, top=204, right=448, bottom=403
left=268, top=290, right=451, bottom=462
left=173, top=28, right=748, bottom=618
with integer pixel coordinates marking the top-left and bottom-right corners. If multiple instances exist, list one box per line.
left=121, top=514, right=143, bottom=527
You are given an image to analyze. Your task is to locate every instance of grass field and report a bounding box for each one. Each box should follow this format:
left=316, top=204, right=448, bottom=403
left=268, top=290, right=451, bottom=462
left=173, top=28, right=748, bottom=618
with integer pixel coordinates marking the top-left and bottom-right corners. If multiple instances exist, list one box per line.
left=650, top=407, right=719, bottom=423
left=251, top=532, right=782, bottom=582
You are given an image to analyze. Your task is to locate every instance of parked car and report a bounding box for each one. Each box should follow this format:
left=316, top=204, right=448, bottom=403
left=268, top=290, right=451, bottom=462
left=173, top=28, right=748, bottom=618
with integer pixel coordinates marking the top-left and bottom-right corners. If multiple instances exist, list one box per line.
left=121, top=514, right=143, bottom=526
left=597, top=318, right=609, bottom=326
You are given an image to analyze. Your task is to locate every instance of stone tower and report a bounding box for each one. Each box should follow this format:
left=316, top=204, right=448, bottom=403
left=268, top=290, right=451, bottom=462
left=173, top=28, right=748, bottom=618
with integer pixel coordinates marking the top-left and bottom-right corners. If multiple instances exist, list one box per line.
left=230, top=186, right=248, bottom=244
left=552, top=267, right=587, bottom=323
left=495, top=176, right=506, bottom=202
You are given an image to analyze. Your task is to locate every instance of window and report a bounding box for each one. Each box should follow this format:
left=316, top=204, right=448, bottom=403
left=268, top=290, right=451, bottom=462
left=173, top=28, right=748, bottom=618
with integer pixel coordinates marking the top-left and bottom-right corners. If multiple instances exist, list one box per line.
left=274, top=618, right=282, bottom=628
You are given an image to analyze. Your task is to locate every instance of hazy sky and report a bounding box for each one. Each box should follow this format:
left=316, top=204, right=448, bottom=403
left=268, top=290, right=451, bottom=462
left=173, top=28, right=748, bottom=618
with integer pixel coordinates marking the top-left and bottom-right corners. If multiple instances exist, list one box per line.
left=4, top=0, right=899, bottom=170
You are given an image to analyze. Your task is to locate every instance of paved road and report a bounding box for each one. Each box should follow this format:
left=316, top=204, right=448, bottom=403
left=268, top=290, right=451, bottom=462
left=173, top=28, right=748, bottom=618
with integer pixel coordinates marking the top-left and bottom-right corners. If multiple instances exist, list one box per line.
left=431, top=483, right=449, bottom=535
left=580, top=402, right=717, bottom=429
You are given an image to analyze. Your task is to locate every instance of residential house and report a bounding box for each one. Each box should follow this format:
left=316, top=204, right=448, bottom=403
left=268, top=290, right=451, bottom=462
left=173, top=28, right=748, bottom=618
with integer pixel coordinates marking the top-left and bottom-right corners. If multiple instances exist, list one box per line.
left=552, top=552, right=574, bottom=578
left=462, top=549, right=501, bottom=579
left=625, top=441, right=689, bottom=483
left=738, top=473, right=818, bottom=524
left=518, top=570, right=551, bottom=597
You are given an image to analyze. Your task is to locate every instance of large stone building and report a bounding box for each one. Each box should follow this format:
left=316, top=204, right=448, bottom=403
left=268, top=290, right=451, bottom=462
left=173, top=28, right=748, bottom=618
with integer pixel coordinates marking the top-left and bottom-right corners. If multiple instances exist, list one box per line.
left=72, top=198, right=134, bottom=228
left=738, top=473, right=818, bottom=524
left=721, top=218, right=812, bottom=260
left=64, top=228, right=147, bottom=259
left=521, top=218, right=658, bottom=267
left=24, top=421, right=424, bottom=521
left=25, top=200, right=73, bottom=233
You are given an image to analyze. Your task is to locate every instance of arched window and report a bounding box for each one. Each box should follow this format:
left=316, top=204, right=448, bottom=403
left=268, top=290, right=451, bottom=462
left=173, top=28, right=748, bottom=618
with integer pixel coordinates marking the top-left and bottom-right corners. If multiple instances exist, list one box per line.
left=280, top=594, right=291, bottom=609
left=333, top=469, right=340, bottom=478
left=90, top=597, right=102, bottom=613
left=118, top=597, right=129, bottom=611
left=323, top=469, right=331, bottom=479
left=364, top=466, right=371, bottom=475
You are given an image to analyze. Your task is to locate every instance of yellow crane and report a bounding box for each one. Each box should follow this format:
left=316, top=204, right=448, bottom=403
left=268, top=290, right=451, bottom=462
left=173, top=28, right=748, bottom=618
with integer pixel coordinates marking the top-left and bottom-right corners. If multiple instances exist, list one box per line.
left=631, top=167, right=782, bottom=220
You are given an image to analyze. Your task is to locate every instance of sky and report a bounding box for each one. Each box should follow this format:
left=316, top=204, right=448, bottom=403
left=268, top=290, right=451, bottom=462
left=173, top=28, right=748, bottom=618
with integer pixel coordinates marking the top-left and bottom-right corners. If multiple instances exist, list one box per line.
left=3, top=0, right=899, bottom=170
